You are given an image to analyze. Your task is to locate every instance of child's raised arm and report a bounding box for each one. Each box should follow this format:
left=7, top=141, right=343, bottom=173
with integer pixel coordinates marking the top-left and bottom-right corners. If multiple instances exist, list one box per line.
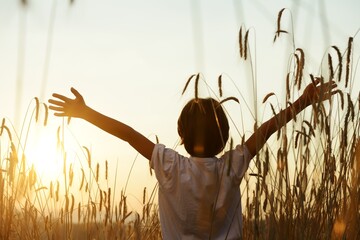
left=48, top=88, right=155, bottom=160
left=245, top=79, right=337, bottom=157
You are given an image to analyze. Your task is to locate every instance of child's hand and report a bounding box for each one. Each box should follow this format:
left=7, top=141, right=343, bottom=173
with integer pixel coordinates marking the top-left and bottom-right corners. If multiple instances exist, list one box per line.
left=48, top=87, right=86, bottom=118
left=301, top=78, right=337, bottom=107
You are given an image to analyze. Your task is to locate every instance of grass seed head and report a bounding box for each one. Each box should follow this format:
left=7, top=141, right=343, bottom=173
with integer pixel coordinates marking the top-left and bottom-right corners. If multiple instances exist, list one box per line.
left=331, top=45, right=343, bottom=82
left=34, top=97, right=40, bottom=122
left=79, top=168, right=85, bottom=191
left=182, top=74, right=196, bottom=95
left=239, top=26, right=243, bottom=58
left=219, top=97, right=239, bottom=105
left=218, top=74, right=223, bottom=97
left=286, top=73, right=291, bottom=99
left=345, top=37, right=353, bottom=88
left=43, top=103, right=48, bottom=126
left=83, top=146, right=91, bottom=168
left=244, top=30, right=249, bottom=60
left=328, top=53, right=334, bottom=81
left=262, top=92, right=275, bottom=104
left=96, top=163, right=99, bottom=183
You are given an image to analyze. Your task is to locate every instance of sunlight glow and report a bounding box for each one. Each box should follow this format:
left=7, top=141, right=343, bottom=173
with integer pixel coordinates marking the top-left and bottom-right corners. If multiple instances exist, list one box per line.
left=25, top=131, right=63, bottom=184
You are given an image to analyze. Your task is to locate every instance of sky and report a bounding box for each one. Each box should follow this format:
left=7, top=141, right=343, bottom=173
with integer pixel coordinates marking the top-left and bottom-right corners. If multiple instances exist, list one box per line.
left=0, top=0, right=359, bottom=211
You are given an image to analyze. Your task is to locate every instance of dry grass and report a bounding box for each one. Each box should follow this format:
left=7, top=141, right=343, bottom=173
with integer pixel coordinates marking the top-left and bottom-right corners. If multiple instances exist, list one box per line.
left=0, top=104, right=162, bottom=239
left=240, top=9, right=360, bottom=240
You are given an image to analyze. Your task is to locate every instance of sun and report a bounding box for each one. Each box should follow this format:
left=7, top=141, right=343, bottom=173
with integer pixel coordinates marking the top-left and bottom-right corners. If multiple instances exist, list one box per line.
left=25, top=129, right=63, bottom=184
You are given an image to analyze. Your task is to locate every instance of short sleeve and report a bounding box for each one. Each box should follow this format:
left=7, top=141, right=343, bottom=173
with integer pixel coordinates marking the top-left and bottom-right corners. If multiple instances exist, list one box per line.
left=221, top=144, right=252, bottom=184
left=150, top=144, right=180, bottom=190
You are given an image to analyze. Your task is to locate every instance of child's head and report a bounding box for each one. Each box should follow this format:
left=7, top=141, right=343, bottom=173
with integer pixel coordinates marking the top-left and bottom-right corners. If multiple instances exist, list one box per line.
left=177, top=98, right=229, bottom=157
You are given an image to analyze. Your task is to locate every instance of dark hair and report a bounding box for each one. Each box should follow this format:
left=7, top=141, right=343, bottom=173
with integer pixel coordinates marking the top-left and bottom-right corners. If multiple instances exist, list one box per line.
left=177, top=98, right=229, bottom=157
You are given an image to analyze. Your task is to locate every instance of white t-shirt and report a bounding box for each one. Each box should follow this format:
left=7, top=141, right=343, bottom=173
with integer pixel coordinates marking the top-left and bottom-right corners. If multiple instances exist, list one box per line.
left=150, top=144, right=252, bottom=240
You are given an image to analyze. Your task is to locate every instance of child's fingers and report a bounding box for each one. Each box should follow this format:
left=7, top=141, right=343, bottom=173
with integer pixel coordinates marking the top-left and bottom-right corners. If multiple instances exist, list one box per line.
left=318, top=81, right=337, bottom=93
left=328, top=82, right=338, bottom=94
left=326, top=80, right=336, bottom=87
left=54, top=112, right=67, bottom=117
left=48, top=106, right=65, bottom=112
left=330, top=83, right=338, bottom=91
left=48, top=99, right=65, bottom=106
left=70, top=87, right=82, bottom=99
left=331, top=90, right=340, bottom=96
left=310, top=77, right=319, bottom=86
left=319, top=80, right=334, bottom=87
left=52, top=93, right=71, bottom=102
left=314, top=78, right=322, bottom=86
left=322, top=87, right=339, bottom=100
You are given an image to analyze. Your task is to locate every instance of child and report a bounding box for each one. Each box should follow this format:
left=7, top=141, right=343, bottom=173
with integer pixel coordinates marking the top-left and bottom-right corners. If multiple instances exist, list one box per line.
left=48, top=79, right=337, bottom=239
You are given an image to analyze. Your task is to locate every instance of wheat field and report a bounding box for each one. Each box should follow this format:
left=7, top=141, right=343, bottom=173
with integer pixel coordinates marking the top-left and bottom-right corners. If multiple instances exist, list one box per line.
left=0, top=7, right=359, bottom=240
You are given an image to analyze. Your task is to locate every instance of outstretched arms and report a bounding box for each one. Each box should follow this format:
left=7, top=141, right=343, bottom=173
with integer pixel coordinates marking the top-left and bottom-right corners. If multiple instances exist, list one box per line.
left=48, top=88, right=155, bottom=160
left=245, top=79, right=337, bottom=157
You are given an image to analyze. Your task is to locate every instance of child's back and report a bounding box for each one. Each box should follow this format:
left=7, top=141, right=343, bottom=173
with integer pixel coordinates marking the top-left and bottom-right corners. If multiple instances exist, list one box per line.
left=151, top=144, right=251, bottom=239
left=150, top=98, right=251, bottom=239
